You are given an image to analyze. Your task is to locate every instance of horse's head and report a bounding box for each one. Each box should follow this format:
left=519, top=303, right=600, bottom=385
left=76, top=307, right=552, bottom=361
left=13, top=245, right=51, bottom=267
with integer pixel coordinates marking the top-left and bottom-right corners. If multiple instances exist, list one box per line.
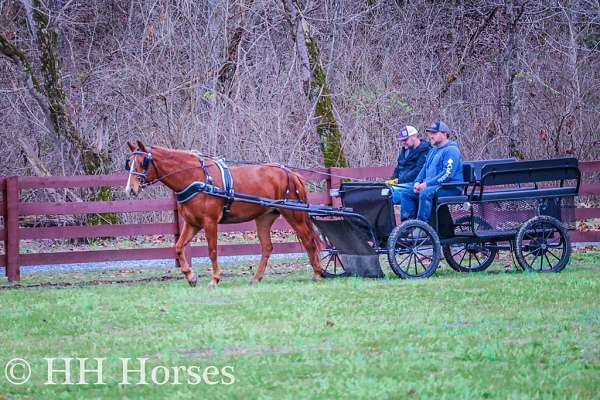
left=125, top=140, right=157, bottom=196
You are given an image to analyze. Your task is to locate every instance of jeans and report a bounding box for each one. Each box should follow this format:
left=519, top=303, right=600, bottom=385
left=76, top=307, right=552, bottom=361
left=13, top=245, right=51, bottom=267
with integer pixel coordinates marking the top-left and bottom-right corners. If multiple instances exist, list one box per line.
left=400, top=186, right=462, bottom=222
left=390, top=183, right=412, bottom=204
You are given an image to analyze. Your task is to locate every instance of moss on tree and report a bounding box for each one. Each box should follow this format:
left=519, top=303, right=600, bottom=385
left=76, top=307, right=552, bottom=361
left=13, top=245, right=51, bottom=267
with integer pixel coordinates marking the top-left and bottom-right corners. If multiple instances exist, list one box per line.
left=32, top=0, right=117, bottom=224
left=303, top=22, right=348, bottom=168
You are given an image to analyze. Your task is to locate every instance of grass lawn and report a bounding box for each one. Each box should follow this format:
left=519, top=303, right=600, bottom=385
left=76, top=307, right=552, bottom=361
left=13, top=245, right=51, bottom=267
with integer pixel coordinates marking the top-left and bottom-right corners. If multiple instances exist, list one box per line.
left=1, top=252, right=599, bottom=399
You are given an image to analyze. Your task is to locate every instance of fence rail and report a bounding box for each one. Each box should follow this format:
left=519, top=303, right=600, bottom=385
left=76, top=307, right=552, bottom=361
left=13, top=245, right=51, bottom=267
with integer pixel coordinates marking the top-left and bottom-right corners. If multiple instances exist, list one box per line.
left=2, top=162, right=599, bottom=281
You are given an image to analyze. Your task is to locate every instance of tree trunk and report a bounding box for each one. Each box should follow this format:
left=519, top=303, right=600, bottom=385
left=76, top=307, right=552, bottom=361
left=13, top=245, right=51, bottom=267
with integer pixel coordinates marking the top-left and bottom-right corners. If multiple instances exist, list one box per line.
left=0, top=0, right=116, bottom=224
left=563, top=1, right=582, bottom=156
left=23, top=0, right=111, bottom=176
left=283, top=0, right=348, bottom=168
left=216, top=0, right=255, bottom=97
left=504, top=0, right=525, bottom=160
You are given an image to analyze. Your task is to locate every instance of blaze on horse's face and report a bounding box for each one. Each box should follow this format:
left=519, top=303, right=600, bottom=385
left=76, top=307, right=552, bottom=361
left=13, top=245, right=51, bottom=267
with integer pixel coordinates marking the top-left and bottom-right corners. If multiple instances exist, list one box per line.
left=125, top=140, right=152, bottom=197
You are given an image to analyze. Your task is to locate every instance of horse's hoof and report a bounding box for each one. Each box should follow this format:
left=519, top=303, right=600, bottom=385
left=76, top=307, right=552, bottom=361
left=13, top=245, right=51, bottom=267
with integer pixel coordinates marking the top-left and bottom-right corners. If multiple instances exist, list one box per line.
left=207, top=279, right=219, bottom=290
left=249, top=278, right=261, bottom=285
left=312, top=274, right=322, bottom=282
left=188, top=274, right=197, bottom=287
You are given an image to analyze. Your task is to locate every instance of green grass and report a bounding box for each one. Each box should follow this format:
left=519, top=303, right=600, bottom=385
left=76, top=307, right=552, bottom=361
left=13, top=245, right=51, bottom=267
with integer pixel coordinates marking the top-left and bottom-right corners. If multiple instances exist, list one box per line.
left=1, top=253, right=599, bottom=399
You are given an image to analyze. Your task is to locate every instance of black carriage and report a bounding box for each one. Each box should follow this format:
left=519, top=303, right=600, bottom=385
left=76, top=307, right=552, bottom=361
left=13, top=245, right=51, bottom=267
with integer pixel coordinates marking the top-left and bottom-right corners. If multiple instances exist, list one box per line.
left=311, top=157, right=580, bottom=278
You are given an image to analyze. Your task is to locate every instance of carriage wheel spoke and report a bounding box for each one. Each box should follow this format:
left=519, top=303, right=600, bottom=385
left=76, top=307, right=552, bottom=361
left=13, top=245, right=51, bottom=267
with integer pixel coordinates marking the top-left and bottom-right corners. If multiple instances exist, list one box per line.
left=416, top=255, right=428, bottom=273
left=396, top=240, right=411, bottom=250
left=543, top=253, right=554, bottom=270
left=397, top=253, right=412, bottom=267
left=546, top=248, right=561, bottom=261
left=524, top=232, right=537, bottom=244
left=413, top=254, right=419, bottom=275
left=472, top=252, right=482, bottom=266
left=479, top=246, right=490, bottom=257
left=534, top=224, right=542, bottom=240
left=468, top=252, right=473, bottom=269
left=538, top=253, right=544, bottom=271
left=416, top=237, right=429, bottom=247
left=415, top=251, right=432, bottom=261
left=459, top=250, right=468, bottom=266
left=524, top=251, right=535, bottom=268
left=408, top=253, right=416, bottom=269
left=452, top=247, right=466, bottom=258
left=543, top=224, right=555, bottom=240
left=522, top=247, right=536, bottom=257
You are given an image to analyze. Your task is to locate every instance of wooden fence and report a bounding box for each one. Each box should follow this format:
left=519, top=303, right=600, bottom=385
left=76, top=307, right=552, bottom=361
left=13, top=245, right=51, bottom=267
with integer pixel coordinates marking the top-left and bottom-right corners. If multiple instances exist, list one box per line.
left=1, top=162, right=599, bottom=281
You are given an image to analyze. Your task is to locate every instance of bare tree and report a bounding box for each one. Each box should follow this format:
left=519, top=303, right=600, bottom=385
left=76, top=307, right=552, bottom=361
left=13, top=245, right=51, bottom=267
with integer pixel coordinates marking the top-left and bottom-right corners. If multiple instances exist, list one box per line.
left=282, top=0, right=347, bottom=168
left=0, top=0, right=111, bottom=176
left=216, top=0, right=255, bottom=97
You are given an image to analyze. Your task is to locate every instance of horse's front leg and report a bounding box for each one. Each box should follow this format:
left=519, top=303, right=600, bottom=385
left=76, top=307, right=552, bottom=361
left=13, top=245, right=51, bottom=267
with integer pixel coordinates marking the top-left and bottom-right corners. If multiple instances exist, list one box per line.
left=205, top=221, right=221, bottom=289
left=176, top=222, right=200, bottom=287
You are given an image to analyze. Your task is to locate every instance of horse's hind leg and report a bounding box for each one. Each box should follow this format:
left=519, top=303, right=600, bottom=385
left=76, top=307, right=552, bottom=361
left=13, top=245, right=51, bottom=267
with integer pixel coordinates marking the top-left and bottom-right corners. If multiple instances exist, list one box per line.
left=176, top=222, right=200, bottom=287
left=250, top=212, right=280, bottom=284
left=281, top=210, right=323, bottom=281
left=205, top=220, right=222, bottom=289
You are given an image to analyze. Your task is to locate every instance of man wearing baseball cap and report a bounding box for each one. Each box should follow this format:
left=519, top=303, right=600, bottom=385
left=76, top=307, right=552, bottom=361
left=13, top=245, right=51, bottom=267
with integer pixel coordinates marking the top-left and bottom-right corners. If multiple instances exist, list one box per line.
left=386, top=125, right=431, bottom=204
left=399, top=120, right=464, bottom=222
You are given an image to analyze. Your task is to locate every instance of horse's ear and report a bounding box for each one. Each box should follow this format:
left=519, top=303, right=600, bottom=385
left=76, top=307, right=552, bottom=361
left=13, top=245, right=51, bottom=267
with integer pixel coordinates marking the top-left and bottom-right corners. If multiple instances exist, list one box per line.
left=127, top=141, right=136, bottom=151
left=137, top=140, right=147, bottom=152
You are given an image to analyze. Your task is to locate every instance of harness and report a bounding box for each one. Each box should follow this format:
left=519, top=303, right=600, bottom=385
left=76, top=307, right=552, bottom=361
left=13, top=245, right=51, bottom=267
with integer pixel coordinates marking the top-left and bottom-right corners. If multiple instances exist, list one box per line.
left=176, top=153, right=235, bottom=222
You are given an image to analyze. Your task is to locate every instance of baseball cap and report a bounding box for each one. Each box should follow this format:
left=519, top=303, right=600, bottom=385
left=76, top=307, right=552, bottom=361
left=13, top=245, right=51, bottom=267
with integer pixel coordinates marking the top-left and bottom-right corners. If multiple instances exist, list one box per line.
left=425, top=120, right=451, bottom=134
left=398, top=125, right=418, bottom=141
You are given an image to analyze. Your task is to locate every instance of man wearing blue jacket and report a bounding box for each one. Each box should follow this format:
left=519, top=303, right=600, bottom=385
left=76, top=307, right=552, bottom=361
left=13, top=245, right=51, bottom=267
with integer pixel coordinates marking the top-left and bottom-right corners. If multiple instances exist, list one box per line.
left=400, top=121, right=464, bottom=222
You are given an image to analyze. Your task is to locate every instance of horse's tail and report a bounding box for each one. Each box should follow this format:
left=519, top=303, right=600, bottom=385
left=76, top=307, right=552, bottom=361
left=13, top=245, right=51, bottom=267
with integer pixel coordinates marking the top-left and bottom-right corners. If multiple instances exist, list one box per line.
left=286, top=170, right=324, bottom=254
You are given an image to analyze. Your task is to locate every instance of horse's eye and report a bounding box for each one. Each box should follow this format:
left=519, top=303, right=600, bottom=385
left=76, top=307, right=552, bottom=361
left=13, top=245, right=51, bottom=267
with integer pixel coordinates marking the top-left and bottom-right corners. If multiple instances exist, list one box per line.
left=142, top=157, right=149, bottom=169
left=125, top=159, right=131, bottom=170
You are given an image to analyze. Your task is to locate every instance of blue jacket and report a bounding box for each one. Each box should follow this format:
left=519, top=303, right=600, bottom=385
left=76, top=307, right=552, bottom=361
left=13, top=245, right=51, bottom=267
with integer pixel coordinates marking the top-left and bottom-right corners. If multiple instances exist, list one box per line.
left=415, top=141, right=463, bottom=186
left=391, top=141, right=431, bottom=183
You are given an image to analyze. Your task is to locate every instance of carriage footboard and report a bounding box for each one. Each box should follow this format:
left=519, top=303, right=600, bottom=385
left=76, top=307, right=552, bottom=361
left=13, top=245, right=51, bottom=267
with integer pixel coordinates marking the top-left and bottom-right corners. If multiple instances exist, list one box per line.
left=311, top=215, right=385, bottom=278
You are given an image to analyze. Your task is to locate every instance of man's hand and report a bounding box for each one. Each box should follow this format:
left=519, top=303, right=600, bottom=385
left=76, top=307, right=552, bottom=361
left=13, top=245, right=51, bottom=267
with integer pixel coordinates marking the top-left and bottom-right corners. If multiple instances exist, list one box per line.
left=385, top=179, right=397, bottom=185
left=414, top=182, right=427, bottom=193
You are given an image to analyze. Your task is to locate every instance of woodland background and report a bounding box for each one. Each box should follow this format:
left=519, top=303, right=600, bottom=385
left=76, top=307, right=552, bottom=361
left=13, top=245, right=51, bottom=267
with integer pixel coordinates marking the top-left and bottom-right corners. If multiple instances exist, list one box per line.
left=1, top=0, right=599, bottom=183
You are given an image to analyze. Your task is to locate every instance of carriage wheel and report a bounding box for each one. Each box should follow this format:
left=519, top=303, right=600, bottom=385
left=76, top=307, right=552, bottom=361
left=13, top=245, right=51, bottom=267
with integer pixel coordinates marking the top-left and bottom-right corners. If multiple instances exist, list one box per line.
left=442, top=216, right=498, bottom=273
left=387, top=219, right=441, bottom=279
left=320, top=249, right=351, bottom=278
left=515, top=216, right=571, bottom=273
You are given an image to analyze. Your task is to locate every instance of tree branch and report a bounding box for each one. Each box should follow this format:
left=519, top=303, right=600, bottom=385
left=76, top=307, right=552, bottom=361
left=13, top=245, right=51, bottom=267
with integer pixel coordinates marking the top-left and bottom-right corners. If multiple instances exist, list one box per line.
left=439, top=7, right=499, bottom=98
left=0, top=32, right=49, bottom=109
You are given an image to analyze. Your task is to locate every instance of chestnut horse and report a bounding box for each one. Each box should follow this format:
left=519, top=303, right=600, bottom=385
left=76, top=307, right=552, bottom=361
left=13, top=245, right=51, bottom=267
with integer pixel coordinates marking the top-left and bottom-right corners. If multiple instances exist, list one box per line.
left=125, top=141, right=323, bottom=288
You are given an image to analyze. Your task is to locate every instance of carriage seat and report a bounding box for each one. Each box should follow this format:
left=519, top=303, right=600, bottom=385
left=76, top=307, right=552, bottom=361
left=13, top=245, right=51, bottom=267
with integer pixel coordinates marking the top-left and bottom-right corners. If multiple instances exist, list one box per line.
left=434, top=158, right=517, bottom=201
left=431, top=158, right=517, bottom=237
left=434, top=157, right=578, bottom=205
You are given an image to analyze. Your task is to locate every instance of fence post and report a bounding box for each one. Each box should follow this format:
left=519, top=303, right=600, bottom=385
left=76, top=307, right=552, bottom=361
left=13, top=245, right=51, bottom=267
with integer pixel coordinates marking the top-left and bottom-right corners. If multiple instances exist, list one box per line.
left=329, top=168, right=342, bottom=208
left=6, top=176, right=20, bottom=282
left=324, top=167, right=332, bottom=206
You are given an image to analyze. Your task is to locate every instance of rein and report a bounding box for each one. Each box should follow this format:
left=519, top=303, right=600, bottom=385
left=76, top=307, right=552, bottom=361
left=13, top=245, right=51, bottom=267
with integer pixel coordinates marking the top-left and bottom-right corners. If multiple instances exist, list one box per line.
left=125, top=148, right=367, bottom=195
left=187, top=151, right=364, bottom=182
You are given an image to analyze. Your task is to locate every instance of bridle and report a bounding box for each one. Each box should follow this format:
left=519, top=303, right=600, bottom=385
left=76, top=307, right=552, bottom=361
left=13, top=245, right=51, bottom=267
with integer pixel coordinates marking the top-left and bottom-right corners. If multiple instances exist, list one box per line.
left=125, top=149, right=156, bottom=188
left=125, top=148, right=217, bottom=190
